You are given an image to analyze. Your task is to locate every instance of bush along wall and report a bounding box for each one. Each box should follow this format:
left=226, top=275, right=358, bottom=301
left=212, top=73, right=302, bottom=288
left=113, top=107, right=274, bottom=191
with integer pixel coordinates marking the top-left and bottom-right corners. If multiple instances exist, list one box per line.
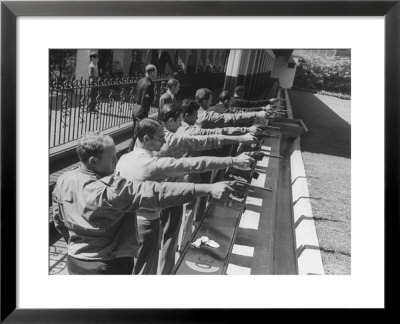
left=293, top=55, right=351, bottom=98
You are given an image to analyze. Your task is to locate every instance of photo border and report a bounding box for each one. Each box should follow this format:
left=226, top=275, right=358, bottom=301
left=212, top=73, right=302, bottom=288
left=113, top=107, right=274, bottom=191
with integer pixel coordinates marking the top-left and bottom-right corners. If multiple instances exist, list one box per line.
left=1, top=0, right=399, bottom=321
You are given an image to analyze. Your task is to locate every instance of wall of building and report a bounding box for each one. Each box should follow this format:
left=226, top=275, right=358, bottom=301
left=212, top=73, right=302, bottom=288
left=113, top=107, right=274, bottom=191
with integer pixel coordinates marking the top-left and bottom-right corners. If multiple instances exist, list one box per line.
left=271, top=56, right=298, bottom=89
left=112, top=49, right=131, bottom=76
left=75, top=49, right=92, bottom=81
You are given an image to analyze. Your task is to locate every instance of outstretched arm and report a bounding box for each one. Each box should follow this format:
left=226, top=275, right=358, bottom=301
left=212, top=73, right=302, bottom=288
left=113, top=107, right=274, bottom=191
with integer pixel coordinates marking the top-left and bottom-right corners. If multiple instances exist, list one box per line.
left=109, top=177, right=235, bottom=211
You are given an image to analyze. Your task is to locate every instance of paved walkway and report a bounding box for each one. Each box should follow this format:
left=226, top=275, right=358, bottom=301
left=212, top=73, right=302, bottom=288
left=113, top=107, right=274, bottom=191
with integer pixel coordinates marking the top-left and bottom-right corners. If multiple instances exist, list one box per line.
left=49, top=237, right=68, bottom=275
left=288, top=90, right=351, bottom=274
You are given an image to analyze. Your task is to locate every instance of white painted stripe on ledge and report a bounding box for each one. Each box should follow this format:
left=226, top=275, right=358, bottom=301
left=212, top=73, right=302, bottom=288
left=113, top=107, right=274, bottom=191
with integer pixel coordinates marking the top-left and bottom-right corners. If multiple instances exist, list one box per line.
left=285, top=88, right=324, bottom=275
left=232, top=244, right=255, bottom=257
left=239, top=210, right=260, bottom=230
left=251, top=172, right=266, bottom=187
left=295, top=220, right=321, bottom=248
left=297, top=250, right=325, bottom=275
left=245, top=196, right=263, bottom=207
left=256, top=156, right=270, bottom=168
left=226, top=263, right=252, bottom=275
left=261, top=145, right=272, bottom=151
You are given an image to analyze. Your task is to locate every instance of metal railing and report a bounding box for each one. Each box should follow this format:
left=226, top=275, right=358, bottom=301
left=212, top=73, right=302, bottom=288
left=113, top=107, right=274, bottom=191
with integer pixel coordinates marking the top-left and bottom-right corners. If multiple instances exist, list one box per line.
left=49, top=72, right=226, bottom=149
left=48, top=74, right=171, bottom=148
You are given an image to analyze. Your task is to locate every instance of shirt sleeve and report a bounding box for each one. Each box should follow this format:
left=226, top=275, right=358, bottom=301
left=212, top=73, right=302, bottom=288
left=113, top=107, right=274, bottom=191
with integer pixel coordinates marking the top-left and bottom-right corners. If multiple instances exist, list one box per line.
left=153, top=156, right=233, bottom=178
left=232, top=98, right=270, bottom=108
left=106, top=177, right=197, bottom=211
left=182, top=126, right=223, bottom=135
left=235, top=107, right=264, bottom=113
left=221, top=127, right=248, bottom=135
left=160, top=132, right=223, bottom=157
left=197, top=111, right=257, bottom=128
left=183, top=125, right=246, bottom=136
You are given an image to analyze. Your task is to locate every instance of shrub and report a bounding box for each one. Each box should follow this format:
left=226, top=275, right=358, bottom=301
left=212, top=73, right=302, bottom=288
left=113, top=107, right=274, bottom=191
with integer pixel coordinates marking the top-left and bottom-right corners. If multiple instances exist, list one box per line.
left=293, top=54, right=351, bottom=95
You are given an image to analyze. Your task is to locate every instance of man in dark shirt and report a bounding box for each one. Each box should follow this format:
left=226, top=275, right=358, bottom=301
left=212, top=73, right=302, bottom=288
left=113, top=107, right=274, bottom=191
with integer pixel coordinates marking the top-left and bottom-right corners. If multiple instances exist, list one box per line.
left=159, top=78, right=179, bottom=109
left=134, top=64, right=156, bottom=119
left=209, top=90, right=235, bottom=114
left=129, top=64, right=157, bottom=151
left=231, top=85, right=279, bottom=109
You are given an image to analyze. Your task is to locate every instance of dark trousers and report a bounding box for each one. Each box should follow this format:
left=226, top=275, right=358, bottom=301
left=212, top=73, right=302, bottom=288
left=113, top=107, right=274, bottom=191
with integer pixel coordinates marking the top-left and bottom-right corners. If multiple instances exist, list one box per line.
left=128, top=118, right=139, bottom=152
left=87, top=87, right=98, bottom=112
left=160, top=205, right=183, bottom=274
left=194, top=171, right=212, bottom=223
left=134, top=218, right=160, bottom=275
left=129, top=104, right=150, bottom=152
left=67, top=255, right=134, bottom=275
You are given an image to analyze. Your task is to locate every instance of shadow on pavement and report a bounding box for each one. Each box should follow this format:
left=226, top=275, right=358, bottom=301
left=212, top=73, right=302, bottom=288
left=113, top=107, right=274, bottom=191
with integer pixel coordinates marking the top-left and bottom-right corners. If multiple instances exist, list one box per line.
left=289, top=90, right=351, bottom=159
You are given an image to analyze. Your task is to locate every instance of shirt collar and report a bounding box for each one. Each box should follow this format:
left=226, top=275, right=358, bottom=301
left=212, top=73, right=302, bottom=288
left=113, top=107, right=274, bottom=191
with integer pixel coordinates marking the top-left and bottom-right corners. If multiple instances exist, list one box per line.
left=132, top=147, right=154, bottom=157
left=164, top=126, right=174, bottom=134
left=78, top=166, right=113, bottom=178
left=78, top=166, right=97, bottom=176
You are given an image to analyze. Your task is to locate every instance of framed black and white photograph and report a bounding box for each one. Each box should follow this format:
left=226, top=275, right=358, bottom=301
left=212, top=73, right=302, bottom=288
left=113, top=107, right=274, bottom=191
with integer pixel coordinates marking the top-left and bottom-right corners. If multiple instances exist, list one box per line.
left=1, top=0, right=398, bottom=321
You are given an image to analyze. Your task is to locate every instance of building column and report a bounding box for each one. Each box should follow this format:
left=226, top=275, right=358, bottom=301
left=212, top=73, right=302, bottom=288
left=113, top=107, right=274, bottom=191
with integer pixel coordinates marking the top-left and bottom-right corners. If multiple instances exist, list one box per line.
left=212, top=50, right=218, bottom=70
left=182, top=50, right=191, bottom=72
left=195, top=49, right=201, bottom=73
left=113, top=49, right=131, bottom=76
left=75, top=49, right=92, bottom=81
left=238, top=49, right=252, bottom=96
left=223, top=49, right=242, bottom=92
left=271, top=54, right=298, bottom=89
left=164, top=49, right=175, bottom=74
left=224, top=49, right=278, bottom=99
left=215, top=50, right=222, bottom=71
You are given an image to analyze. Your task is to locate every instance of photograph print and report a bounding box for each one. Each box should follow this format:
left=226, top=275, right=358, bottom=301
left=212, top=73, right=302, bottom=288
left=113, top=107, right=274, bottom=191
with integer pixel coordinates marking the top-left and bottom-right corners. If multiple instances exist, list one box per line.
left=49, top=48, right=351, bottom=276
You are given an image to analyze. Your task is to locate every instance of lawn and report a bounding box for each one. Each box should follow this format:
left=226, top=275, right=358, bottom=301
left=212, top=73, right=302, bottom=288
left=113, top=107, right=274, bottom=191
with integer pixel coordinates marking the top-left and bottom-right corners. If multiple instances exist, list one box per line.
left=288, top=90, right=351, bottom=274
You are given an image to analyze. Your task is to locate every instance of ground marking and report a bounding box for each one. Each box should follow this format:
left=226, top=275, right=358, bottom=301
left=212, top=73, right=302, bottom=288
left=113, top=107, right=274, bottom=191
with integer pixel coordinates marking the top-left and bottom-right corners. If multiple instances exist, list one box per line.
left=232, top=244, right=255, bottom=257
left=251, top=172, right=266, bottom=187
left=226, top=263, right=252, bottom=275
left=256, top=156, right=270, bottom=168
left=245, top=196, right=263, bottom=206
left=239, top=210, right=260, bottom=230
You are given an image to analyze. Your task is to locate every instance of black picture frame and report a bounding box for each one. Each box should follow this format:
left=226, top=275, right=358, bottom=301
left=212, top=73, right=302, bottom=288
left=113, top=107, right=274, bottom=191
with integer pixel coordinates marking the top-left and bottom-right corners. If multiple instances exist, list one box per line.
left=1, top=0, right=399, bottom=322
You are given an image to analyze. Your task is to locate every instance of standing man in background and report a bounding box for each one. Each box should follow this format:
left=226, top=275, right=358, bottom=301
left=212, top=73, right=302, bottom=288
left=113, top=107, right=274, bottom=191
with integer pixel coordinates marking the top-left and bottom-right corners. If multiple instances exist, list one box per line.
left=88, top=51, right=99, bottom=113
left=159, top=78, right=180, bottom=109
left=129, top=64, right=157, bottom=151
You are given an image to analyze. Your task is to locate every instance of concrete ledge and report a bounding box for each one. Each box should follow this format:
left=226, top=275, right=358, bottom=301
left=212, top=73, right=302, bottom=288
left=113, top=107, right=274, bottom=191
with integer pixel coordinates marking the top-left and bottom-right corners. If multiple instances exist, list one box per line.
left=284, top=88, right=324, bottom=275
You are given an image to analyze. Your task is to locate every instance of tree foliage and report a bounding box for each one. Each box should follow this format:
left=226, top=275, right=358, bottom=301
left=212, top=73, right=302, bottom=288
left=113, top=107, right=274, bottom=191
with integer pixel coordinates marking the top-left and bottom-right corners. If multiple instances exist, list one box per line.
left=293, top=54, right=351, bottom=95
left=49, top=50, right=77, bottom=83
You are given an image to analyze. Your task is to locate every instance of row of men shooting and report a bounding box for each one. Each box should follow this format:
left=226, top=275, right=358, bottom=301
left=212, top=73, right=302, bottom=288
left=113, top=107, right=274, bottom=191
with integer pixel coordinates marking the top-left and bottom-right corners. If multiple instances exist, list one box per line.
left=131, top=64, right=280, bottom=124
left=53, top=68, right=282, bottom=275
